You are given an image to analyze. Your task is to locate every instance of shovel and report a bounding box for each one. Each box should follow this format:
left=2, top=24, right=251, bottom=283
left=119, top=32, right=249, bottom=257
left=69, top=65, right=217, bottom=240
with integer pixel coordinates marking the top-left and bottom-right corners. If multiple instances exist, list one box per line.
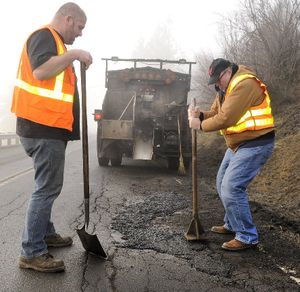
left=76, top=62, right=107, bottom=259
left=184, top=99, right=207, bottom=241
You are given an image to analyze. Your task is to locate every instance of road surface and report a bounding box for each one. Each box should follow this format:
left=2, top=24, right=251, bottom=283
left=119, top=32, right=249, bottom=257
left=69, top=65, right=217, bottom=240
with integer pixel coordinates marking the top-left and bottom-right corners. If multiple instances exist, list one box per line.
left=0, top=139, right=299, bottom=291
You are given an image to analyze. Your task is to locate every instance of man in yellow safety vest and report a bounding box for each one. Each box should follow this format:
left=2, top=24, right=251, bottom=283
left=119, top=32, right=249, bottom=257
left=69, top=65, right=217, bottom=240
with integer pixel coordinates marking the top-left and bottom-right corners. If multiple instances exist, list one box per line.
left=189, top=58, right=275, bottom=251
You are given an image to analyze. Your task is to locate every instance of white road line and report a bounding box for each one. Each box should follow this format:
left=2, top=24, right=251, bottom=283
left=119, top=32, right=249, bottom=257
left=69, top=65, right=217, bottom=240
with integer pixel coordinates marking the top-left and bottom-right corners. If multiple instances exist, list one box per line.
left=0, top=167, right=33, bottom=187
left=0, top=140, right=84, bottom=188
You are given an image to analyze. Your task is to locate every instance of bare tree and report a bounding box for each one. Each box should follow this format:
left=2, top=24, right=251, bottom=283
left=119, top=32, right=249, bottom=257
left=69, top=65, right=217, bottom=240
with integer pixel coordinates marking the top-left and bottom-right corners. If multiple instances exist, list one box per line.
left=130, top=19, right=193, bottom=75
left=190, top=51, right=216, bottom=109
left=220, top=0, right=300, bottom=105
left=131, top=18, right=179, bottom=60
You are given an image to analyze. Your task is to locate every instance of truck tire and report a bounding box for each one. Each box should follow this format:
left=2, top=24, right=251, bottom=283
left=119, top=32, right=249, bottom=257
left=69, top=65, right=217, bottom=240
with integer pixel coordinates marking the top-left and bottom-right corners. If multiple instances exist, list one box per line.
left=96, top=122, right=109, bottom=166
left=183, top=157, right=191, bottom=170
left=110, top=156, right=122, bottom=167
left=167, top=157, right=179, bottom=170
left=98, top=157, right=109, bottom=166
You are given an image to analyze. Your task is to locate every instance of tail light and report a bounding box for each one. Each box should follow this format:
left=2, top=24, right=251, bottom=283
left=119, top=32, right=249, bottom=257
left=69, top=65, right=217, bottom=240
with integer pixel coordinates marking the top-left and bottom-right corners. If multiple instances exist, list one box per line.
left=94, top=110, right=103, bottom=121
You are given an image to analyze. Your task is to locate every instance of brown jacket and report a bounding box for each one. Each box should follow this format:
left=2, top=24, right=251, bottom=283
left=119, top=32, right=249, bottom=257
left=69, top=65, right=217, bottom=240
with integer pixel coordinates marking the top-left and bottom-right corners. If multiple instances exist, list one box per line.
left=201, top=65, right=275, bottom=151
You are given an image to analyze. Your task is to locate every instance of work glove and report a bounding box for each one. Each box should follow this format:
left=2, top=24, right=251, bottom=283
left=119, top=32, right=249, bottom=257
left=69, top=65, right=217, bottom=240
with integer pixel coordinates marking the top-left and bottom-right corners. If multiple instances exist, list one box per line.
left=188, top=105, right=202, bottom=119
left=189, top=117, right=201, bottom=130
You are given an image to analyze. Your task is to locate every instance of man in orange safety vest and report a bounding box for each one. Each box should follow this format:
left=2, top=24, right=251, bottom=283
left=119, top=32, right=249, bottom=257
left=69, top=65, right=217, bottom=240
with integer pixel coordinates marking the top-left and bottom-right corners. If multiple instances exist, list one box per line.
left=11, top=2, right=92, bottom=272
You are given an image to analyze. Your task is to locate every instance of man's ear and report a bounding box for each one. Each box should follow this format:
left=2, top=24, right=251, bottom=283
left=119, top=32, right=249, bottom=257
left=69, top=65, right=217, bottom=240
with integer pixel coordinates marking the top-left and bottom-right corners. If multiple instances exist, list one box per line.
left=66, top=15, right=74, bottom=24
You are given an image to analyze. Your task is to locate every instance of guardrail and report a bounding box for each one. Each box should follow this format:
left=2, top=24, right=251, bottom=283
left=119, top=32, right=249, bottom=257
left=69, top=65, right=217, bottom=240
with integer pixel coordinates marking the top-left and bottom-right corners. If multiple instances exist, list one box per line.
left=0, top=133, right=20, bottom=147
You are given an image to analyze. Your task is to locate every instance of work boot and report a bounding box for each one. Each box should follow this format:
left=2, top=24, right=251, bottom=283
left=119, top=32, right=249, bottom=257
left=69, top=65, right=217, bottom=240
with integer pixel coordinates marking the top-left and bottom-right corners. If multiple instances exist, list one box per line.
left=44, top=234, right=73, bottom=247
left=211, top=226, right=235, bottom=234
left=222, top=239, right=258, bottom=251
left=19, top=253, right=65, bottom=272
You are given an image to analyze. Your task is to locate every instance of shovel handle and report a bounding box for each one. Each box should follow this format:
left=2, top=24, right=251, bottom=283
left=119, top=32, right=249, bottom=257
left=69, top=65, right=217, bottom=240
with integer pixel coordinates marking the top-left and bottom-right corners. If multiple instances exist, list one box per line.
left=80, top=62, right=90, bottom=200
left=192, top=98, right=198, bottom=216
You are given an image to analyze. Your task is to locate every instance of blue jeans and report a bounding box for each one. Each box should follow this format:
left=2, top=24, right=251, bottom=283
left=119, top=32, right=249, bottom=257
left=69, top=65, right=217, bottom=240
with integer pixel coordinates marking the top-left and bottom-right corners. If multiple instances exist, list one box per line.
left=20, top=137, right=67, bottom=258
left=216, top=142, right=274, bottom=244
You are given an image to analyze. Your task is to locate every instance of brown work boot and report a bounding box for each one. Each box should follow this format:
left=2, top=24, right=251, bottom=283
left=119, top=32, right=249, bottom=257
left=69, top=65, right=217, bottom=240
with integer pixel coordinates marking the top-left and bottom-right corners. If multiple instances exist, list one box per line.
left=211, top=225, right=235, bottom=234
left=19, top=253, right=65, bottom=272
left=222, top=239, right=258, bottom=251
left=44, top=234, right=73, bottom=247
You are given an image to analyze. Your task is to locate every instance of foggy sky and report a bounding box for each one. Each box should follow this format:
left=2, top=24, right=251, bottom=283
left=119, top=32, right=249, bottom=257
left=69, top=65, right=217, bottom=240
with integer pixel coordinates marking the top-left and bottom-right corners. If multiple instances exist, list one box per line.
left=0, top=0, right=240, bottom=133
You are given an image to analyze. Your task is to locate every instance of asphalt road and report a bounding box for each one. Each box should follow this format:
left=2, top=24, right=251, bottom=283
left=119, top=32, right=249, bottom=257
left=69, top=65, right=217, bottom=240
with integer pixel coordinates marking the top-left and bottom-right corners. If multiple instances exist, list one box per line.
left=0, top=139, right=299, bottom=292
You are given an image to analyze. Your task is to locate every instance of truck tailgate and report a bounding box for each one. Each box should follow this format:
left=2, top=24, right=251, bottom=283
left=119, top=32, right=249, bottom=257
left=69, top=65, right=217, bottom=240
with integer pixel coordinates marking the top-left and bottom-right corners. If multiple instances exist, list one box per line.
left=101, top=120, right=133, bottom=140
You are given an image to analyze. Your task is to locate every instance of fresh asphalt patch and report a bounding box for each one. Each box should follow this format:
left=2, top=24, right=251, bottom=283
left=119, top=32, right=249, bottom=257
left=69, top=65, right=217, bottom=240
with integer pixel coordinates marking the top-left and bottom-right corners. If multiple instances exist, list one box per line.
left=111, top=191, right=232, bottom=278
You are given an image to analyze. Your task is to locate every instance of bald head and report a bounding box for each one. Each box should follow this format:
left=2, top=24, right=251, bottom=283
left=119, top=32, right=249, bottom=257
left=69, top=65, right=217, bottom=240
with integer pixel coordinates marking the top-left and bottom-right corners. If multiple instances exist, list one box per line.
left=50, top=2, right=87, bottom=45
left=55, top=2, right=86, bottom=22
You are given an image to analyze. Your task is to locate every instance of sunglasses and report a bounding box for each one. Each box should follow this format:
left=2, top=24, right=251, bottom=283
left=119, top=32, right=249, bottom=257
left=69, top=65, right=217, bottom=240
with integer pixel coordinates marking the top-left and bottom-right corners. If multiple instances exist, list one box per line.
left=216, top=69, right=228, bottom=83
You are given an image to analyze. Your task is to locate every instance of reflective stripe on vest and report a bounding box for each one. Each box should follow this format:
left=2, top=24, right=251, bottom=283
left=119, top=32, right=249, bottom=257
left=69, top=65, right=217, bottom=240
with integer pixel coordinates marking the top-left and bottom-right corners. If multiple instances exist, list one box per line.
left=14, top=29, right=73, bottom=104
left=224, top=74, right=274, bottom=134
left=14, top=79, right=73, bottom=102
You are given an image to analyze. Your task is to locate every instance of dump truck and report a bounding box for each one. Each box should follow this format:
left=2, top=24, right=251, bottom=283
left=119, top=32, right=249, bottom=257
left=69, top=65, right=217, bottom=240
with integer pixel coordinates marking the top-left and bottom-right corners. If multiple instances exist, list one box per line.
left=94, top=57, right=195, bottom=170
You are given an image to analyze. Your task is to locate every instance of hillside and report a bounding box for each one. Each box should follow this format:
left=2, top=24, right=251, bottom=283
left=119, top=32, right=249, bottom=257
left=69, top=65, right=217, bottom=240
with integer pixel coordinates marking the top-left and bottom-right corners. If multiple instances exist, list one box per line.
left=249, top=101, right=300, bottom=228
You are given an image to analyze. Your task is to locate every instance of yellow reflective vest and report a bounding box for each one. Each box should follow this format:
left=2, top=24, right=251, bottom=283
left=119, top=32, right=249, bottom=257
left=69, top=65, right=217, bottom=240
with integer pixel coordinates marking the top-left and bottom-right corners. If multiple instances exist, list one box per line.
left=223, top=74, right=274, bottom=134
left=11, top=26, right=75, bottom=131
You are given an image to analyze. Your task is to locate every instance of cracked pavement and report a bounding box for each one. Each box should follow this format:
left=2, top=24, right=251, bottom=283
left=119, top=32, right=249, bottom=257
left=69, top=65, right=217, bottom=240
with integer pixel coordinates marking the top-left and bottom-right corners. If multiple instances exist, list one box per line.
left=0, top=139, right=299, bottom=291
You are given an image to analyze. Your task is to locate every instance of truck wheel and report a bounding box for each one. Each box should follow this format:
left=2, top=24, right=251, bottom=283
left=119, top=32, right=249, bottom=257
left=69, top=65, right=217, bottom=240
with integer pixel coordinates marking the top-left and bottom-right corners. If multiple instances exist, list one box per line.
left=111, top=156, right=122, bottom=167
left=98, top=157, right=109, bottom=166
left=183, top=157, right=191, bottom=170
left=167, top=157, right=179, bottom=170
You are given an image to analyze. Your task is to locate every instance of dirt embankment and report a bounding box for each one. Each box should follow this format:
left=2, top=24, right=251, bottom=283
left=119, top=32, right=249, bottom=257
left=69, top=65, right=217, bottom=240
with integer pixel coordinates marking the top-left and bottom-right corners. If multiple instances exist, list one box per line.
left=250, top=101, right=300, bottom=227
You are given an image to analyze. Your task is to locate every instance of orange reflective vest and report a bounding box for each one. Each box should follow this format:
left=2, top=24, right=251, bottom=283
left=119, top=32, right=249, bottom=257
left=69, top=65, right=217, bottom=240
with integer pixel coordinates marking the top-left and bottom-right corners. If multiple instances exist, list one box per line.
left=11, top=26, right=75, bottom=131
left=223, top=74, right=274, bottom=135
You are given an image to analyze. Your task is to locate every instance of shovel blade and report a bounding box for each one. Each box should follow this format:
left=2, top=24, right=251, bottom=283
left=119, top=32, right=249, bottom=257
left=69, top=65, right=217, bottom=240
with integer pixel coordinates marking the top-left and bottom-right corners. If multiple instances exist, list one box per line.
left=184, top=217, right=207, bottom=241
left=76, top=226, right=108, bottom=259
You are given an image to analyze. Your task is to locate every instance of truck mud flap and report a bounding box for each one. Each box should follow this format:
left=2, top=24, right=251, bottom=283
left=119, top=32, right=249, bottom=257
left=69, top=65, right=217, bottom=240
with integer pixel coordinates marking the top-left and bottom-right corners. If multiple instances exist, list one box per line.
left=133, top=136, right=153, bottom=160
